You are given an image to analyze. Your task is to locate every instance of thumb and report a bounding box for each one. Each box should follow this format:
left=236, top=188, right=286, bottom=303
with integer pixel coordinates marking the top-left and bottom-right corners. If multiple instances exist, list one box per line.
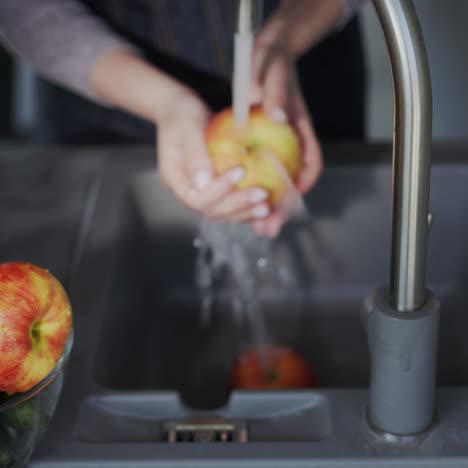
left=250, top=45, right=265, bottom=105
left=262, top=57, right=290, bottom=124
left=250, top=80, right=263, bottom=105
left=184, top=119, right=215, bottom=190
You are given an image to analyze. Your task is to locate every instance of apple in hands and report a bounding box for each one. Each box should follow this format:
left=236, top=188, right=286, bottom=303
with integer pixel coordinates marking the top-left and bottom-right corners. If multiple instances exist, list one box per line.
left=206, top=105, right=302, bottom=206
left=0, top=262, right=73, bottom=394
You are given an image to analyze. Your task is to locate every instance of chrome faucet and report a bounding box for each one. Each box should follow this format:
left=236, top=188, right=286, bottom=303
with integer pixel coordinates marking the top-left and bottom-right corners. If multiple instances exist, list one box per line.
left=373, top=0, right=432, bottom=313
left=366, top=0, right=437, bottom=437
left=234, top=0, right=438, bottom=436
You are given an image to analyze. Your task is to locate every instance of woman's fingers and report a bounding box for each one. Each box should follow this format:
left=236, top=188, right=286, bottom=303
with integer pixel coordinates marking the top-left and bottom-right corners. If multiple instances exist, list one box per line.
left=290, top=94, right=324, bottom=195
left=157, top=140, right=196, bottom=207
left=206, top=186, right=271, bottom=222
left=159, top=134, right=274, bottom=223
left=158, top=137, right=243, bottom=213
left=157, top=96, right=215, bottom=209
left=190, top=167, right=245, bottom=212
left=261, top=54, right=291, bottom=123
left=183, top=117, right=215, bottom=190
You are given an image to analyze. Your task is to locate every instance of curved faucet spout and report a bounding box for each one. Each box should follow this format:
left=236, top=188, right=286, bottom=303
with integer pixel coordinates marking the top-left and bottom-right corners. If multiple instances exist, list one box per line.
left=372, top=0, right=433, bottom=312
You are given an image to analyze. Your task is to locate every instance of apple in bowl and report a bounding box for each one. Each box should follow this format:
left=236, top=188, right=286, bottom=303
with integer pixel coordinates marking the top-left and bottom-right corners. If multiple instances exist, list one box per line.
left=206, top=105, right=302, bottom=205
left=0, top=262, right=73, bottom=394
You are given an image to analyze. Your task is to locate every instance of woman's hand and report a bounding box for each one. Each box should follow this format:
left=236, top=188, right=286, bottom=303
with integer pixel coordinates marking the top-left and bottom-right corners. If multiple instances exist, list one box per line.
left=92, top=51, right=273, bottom=224
left=91, top=49, right=322, bottom=235
left=156, top=90, right=273, bottom=222
left=249, top=41, right=324, bottom=237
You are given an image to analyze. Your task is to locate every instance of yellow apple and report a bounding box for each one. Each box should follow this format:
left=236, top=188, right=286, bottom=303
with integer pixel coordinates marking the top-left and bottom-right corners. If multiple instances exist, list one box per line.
left=0, top=262, right=72, bottom=393
left=205, top=105, right=301, bottom=204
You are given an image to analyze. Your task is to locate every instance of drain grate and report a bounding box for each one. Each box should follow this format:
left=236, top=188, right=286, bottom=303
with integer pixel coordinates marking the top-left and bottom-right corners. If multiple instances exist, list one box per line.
left=164, top=419, right=248, bottom=443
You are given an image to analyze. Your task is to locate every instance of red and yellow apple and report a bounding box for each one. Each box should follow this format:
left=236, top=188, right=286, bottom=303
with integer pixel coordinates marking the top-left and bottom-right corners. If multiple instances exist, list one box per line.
left=206, top=105, right=302, bottom=204
left=0, top=262, right=72, bottom=393
left=230, top=345, right=317, bottom=390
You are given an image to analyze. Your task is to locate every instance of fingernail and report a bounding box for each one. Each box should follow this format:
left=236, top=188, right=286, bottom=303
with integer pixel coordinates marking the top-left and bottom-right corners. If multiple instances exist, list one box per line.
left=194, top=169, right=212, bottom=189
left=249, top=188, right=268, bottom=203
left=229, top=167, right=245, bottom=184
left=271, top=107, right=287, bottom=123
left=252, top=205, right=270, bottom=219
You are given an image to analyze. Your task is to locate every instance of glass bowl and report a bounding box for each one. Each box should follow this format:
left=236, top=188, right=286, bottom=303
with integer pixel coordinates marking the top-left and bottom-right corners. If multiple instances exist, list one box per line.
left=0, top=330, right=73, bottom=468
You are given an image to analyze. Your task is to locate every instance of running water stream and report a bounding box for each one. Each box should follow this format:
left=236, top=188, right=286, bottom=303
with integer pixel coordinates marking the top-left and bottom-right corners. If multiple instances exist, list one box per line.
left=194, top=155, right=308, bottom=372
left=232, top=32, right=254, bottom=127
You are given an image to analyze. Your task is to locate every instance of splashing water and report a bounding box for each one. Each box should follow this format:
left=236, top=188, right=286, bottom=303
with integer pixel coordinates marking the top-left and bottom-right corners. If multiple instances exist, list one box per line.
left=195, top=221, right=271, bottom=345
left=194, top=160, right=309, bottom=372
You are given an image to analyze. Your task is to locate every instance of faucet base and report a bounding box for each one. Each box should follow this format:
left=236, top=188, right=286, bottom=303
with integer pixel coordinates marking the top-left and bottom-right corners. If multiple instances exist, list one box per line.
left=363, top=288, right=440, bottom=435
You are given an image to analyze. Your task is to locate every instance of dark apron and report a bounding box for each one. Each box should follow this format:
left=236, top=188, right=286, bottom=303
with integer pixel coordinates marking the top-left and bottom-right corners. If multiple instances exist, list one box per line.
left=35, top=0, right=365, bottom=144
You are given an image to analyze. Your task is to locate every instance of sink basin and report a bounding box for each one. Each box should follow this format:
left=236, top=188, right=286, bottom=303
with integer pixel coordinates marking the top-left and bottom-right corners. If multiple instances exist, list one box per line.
left=13, top=144, right=467, bottom=466
left=93, top=161, right=468, bottom=410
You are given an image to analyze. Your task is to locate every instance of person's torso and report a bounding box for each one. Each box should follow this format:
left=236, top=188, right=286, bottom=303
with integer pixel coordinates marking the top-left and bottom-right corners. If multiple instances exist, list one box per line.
left=84, top=0, right=280, bottom=79
left=37, top=1, right=365, bottom=144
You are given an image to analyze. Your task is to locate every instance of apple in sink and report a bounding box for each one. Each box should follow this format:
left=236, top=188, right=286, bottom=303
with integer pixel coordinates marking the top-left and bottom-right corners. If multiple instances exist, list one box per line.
left=0, top=262, right=73, bottom=393
left=205, top=105, right=302, bottom=205
left=231, top=345, right=317, bottom=390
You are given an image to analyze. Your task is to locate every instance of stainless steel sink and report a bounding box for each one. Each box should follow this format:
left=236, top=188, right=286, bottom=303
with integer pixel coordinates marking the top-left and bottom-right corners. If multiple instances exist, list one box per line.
left=93, top=160, right=468, bottom=410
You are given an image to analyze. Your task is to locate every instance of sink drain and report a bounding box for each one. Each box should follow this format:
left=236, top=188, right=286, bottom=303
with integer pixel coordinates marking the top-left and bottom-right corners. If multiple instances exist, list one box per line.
left=164, top=419, right=248, bottom=443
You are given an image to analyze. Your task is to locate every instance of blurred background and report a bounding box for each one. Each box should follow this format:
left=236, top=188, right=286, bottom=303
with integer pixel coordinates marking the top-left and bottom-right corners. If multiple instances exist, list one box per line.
left=0, top=0, right=467, bottom=143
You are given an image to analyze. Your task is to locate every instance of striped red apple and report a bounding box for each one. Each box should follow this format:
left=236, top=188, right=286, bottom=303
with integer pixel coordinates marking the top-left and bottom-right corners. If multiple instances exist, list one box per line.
left=0, top=262, right=72, bottom=393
